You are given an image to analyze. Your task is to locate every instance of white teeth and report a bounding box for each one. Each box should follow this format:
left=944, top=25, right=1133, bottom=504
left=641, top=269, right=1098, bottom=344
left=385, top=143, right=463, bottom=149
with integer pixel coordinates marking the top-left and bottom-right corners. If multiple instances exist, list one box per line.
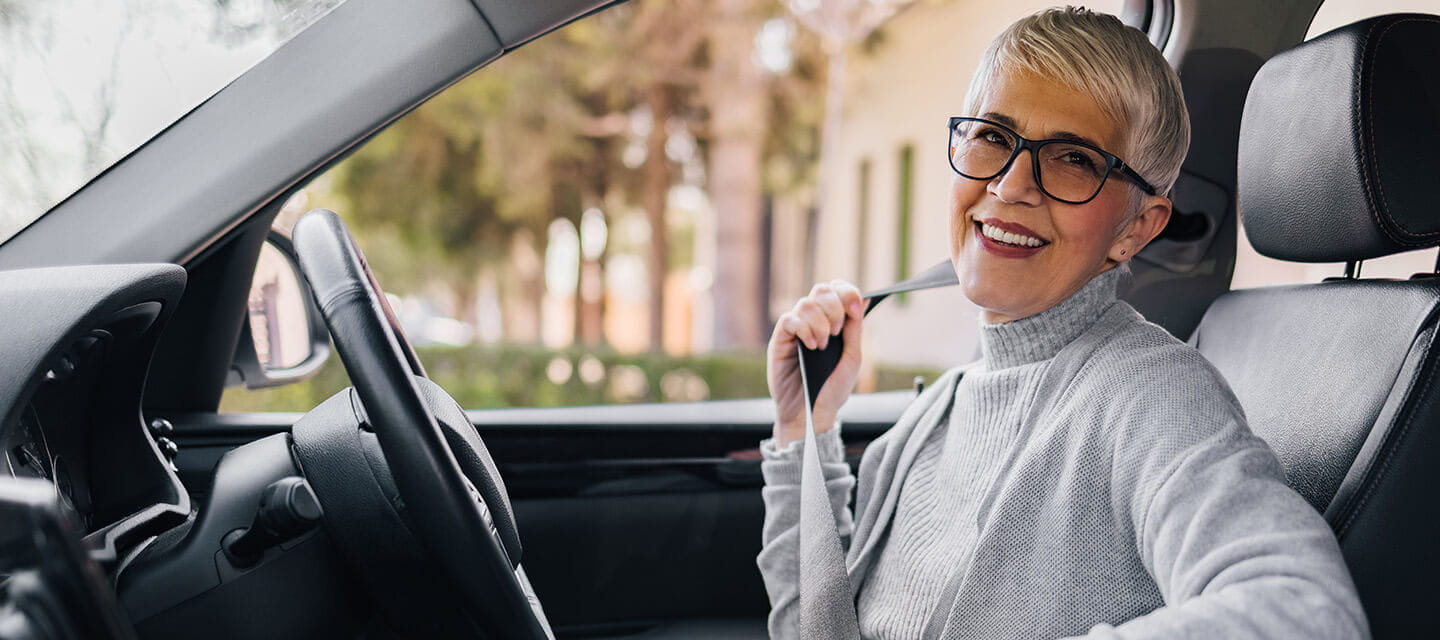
left=980, top=222, right=1044, bottom=248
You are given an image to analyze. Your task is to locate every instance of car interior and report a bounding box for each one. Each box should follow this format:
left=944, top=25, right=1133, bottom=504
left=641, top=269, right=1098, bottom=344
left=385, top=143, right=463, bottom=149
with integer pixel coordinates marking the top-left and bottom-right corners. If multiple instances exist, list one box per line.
left=0, top=0, right=1438, bottom=638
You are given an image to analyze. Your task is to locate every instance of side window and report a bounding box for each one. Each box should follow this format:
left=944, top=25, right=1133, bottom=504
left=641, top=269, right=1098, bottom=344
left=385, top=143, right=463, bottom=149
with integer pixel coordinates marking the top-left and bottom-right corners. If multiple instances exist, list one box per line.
left=1231, top=0, right=1440, bottom=288
left=856, top=158, right=872, bottom=289
left=894, top=144, right=915, bottom=306
left=223, top=0, right=1143, bottom=412
left=1308, top=0, right=1439, bottom=38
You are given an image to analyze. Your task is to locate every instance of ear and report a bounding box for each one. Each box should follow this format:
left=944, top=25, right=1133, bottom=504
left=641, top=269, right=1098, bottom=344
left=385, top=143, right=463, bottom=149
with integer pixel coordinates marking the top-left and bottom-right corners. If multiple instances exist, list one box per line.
left=1109, top=194, right=1172, bottom=262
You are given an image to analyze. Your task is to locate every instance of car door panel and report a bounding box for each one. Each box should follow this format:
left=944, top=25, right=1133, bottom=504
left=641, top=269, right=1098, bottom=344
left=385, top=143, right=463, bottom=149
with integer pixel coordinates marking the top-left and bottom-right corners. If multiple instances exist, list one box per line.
left=164, top=391, right=913, bottom=632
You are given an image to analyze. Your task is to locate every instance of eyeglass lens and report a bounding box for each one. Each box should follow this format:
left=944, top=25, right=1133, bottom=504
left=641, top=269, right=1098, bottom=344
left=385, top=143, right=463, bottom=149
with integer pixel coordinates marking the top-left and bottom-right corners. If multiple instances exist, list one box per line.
left=949, top=120, right=1109, bottom=203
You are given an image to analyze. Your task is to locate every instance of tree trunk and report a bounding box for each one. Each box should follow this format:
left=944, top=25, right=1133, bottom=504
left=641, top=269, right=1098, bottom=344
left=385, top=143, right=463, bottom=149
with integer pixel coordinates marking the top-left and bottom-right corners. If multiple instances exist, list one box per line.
left=707, top=0, right=769, bottom=350
left=574, top=222, right=606, bottom=348
left=577, top=254, right=605, bottom=347
left=501, top=230, right=545, bottom=344
left=642, top=84, right=673, bottom=353
left=456, top=266, right=481, bottom=331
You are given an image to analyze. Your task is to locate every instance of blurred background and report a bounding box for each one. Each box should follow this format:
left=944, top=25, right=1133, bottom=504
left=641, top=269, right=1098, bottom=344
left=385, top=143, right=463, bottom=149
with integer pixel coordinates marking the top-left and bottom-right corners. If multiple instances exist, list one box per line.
left=3, top=0, right=1432, bottom=412
left=232, top=0, right=1046, bottom=412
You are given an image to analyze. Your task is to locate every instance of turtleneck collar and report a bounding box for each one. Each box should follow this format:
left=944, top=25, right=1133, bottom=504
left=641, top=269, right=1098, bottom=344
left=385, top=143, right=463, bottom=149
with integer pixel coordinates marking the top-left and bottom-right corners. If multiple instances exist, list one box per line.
left=978, top=267, right=1121, bottom=370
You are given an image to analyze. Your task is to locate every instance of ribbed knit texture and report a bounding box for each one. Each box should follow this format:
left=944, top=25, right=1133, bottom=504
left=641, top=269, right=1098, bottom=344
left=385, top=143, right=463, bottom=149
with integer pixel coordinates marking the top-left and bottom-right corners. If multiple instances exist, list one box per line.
left=757, top=268, right=1369, bottom=640
left=857, top=270, right=1120, bottom=639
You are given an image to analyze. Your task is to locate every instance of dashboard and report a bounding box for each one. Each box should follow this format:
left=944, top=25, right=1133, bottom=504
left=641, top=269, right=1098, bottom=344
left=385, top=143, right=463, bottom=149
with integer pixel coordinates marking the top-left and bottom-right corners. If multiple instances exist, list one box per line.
left=0, top=264, right=190, bottom=564
left=2, top=326, right=124, bottom=533
left=0, top=262, right=367, bottom=638
left=5, top=396, right=92, bottom=531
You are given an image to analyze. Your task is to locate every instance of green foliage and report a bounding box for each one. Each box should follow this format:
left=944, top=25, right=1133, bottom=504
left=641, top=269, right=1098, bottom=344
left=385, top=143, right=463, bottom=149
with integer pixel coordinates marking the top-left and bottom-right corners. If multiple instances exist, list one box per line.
left=313, top=0, right=826, bottom=336
left=220, top=344, right=768, bottom=412
left=219, top=344, right=940, bottom=413
left=327, top=13, right=616, bottom=302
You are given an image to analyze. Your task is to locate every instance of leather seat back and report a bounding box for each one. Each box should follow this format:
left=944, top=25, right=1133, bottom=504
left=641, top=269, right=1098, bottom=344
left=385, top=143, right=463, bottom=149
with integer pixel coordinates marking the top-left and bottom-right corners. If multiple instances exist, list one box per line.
left=1192, top=13, right=1440, bottom=638
left=1193, top=282, right=1440, bottom=515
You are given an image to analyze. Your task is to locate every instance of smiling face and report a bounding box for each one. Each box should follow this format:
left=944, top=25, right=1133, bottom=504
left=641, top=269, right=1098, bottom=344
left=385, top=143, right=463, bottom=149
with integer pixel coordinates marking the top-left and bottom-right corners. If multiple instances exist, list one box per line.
left=950, top=70, right=1172, bottom=324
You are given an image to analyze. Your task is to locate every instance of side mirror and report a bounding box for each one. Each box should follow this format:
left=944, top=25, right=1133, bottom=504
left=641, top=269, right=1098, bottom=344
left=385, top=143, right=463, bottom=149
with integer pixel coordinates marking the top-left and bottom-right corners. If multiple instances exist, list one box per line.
left=228, top=231, right=331, bottom=389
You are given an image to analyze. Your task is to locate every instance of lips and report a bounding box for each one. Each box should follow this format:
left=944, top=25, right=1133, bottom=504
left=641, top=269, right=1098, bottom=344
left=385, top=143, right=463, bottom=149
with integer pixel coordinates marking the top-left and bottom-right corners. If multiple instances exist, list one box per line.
left=977, top=218, right=1049, bottom=246
left=972, top=217, right=1050, bottom=258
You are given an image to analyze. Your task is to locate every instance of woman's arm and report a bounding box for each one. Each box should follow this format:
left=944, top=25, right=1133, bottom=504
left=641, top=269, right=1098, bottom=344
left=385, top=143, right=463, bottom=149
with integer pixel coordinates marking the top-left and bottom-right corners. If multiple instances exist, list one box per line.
left=1078, top=429, right=1369, bottom=639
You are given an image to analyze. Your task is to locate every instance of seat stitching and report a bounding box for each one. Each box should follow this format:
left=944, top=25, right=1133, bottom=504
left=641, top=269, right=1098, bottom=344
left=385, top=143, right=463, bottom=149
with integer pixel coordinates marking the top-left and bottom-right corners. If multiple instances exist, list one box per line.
left=1356, top=20, right=1387, bottom=246
left=1335, top=337, right=1434, bottom=536
left=1353, top=20, right=1386, bottom=248
left=1364, top=17, right=1440, bottom=242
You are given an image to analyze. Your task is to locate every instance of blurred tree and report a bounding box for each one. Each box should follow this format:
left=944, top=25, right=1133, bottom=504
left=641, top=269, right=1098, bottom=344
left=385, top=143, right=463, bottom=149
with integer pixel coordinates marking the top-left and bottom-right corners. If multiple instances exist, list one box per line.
left=706, top=0, right=771, bottom=350
left=325, top=0, right=826, bottom=356
left=332, top=7, right=642, bottom=344
left=586, top=0, right=709, bottom=352
left=334, top=42, right=589, bottom=341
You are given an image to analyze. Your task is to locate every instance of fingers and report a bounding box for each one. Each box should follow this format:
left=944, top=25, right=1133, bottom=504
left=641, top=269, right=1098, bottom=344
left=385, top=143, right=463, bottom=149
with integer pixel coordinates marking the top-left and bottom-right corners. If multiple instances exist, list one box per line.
left=809, top=282, right=847, bottom=336
left=775, top=312, right=820, bottom=352
left=830, top=279, right=865, bottom=320
left=805, top=300, right=835, bottom=349
left=772, top=280, right=865, bottom=353
left=768, top=315, right=796, bottom=359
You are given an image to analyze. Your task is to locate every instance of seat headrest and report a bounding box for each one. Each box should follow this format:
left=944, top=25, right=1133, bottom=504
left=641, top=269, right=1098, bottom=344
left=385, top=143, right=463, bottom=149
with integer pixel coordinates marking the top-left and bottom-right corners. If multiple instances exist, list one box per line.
left=1239, top=13, right=1440, bottom=263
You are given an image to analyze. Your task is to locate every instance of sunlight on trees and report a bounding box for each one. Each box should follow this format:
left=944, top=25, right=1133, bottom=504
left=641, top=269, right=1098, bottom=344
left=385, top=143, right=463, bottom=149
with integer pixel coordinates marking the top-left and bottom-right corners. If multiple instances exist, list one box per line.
left=313, top=0, right=828, bottom=359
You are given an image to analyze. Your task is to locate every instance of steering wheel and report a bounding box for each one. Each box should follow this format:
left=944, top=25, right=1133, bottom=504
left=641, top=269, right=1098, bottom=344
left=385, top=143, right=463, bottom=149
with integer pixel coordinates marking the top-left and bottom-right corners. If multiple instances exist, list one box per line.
left=290, top=209, right=550, bottom=638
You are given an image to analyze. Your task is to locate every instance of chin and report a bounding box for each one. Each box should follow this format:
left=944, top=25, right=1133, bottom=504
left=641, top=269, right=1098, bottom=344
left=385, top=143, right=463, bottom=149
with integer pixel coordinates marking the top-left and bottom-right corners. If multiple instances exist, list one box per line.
left=960, top=274, right=1017, bottom=319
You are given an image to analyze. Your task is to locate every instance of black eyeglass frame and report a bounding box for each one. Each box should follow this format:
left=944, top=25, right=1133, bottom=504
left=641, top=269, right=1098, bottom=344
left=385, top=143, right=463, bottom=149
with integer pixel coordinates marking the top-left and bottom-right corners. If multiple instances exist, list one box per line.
left=947, top=116, right=1157, bottom=205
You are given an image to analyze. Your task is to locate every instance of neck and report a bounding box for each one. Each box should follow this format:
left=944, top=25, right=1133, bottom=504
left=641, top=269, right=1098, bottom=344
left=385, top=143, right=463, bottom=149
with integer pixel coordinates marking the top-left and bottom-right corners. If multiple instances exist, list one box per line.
left=978, top=268, right=1121, bottom=370
left=981, top=266, right=1120, bottom=325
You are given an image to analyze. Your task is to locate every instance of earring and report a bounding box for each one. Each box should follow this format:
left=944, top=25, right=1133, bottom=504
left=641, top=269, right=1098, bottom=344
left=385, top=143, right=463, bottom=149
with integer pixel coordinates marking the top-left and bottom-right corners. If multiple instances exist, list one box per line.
left=1120, top=249, right=1127, bottom=256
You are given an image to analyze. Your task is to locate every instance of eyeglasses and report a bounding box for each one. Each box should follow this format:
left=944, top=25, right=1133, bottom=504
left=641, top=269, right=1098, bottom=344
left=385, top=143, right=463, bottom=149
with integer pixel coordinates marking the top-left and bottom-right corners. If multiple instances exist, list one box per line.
left=947, top=116, right=1157, bottom=204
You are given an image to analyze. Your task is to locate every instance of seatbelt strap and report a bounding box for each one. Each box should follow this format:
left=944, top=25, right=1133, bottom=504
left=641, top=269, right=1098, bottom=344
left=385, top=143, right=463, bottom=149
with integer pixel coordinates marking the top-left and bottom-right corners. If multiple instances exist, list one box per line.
left=792, top=259, right=956, bottom=639
left=795, top=337, right=862, bottom=638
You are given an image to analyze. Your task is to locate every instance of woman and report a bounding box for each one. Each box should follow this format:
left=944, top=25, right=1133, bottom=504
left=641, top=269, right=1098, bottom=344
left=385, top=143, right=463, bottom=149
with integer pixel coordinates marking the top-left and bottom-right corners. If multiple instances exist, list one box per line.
left=757, top=8, right=1368, bottom=640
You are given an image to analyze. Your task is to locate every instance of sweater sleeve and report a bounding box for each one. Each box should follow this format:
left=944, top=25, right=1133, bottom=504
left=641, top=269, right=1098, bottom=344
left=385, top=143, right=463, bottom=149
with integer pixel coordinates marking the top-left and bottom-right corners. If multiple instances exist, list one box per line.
left=1075, top=422, right=1370, bottom=640
left=756, top=424, right=855, bottom=640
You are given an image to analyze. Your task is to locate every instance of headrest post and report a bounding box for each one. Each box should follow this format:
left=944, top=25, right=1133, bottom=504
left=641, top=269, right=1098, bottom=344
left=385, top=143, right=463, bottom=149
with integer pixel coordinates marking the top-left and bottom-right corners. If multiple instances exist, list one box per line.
left=1344, top=261, right=1363, bottom=280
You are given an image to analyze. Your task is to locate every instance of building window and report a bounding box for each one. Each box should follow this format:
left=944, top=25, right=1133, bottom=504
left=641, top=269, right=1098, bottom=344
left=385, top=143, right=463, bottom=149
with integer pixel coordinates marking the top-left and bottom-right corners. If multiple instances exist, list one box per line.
left=895, top=144, right=914, bottom=304
left=857, top=158, right=871, bottom=288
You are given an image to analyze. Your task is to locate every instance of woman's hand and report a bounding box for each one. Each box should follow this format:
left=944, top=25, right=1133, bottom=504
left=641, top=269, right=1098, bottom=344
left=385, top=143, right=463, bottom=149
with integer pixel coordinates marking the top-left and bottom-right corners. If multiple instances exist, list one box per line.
left=767, top=280, right=866, bottom=447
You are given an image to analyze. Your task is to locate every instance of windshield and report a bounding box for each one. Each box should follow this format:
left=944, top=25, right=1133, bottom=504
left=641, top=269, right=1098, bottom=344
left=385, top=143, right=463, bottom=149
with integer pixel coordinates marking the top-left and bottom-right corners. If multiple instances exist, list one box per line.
left=0, top=0, right=347, bottom=243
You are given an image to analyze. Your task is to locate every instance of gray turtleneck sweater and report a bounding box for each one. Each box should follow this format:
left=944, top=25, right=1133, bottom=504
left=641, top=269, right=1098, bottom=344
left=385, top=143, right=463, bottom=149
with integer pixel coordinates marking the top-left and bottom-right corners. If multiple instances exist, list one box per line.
left=757, top=269, right=1368, bottom=639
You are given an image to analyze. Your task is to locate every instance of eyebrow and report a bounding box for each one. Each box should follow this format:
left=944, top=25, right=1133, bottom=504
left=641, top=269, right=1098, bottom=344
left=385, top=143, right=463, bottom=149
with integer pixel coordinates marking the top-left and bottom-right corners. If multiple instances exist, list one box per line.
left=980, top=112, right=1105, bottom=149
left=981, top=112, right=1021, bottom=129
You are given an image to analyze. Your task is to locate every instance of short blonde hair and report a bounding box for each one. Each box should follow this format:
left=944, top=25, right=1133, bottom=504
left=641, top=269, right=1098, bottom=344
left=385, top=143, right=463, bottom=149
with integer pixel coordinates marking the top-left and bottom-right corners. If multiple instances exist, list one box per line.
left=963, top=6, right=1191, bottom=198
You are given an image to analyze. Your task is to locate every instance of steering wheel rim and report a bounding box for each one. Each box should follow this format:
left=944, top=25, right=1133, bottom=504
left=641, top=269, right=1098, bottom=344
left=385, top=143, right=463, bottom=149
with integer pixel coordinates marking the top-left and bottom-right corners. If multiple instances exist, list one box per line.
left=291, top=208, right=548, bottom=638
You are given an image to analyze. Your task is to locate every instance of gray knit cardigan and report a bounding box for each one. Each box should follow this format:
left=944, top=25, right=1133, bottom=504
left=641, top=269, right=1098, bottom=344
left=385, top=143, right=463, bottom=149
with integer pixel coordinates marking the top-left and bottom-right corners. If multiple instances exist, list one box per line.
left=757, top=296, right=1369, bottom=639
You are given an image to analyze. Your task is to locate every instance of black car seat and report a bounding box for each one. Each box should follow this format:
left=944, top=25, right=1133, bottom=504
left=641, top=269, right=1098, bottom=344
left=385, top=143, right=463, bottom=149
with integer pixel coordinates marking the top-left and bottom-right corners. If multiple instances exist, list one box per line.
left=1188, top=13, right=1440, bottom=638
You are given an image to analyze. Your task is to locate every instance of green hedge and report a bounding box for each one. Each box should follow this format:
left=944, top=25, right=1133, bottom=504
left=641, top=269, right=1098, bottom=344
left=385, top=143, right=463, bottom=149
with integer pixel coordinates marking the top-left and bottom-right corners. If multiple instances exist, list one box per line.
left=219, top=344, right=940, bottom=413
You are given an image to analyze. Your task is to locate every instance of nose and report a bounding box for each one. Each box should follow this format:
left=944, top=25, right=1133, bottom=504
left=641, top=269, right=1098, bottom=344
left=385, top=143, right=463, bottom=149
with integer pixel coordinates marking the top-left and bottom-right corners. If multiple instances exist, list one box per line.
left=987, top=148, right=1043, bottom=206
